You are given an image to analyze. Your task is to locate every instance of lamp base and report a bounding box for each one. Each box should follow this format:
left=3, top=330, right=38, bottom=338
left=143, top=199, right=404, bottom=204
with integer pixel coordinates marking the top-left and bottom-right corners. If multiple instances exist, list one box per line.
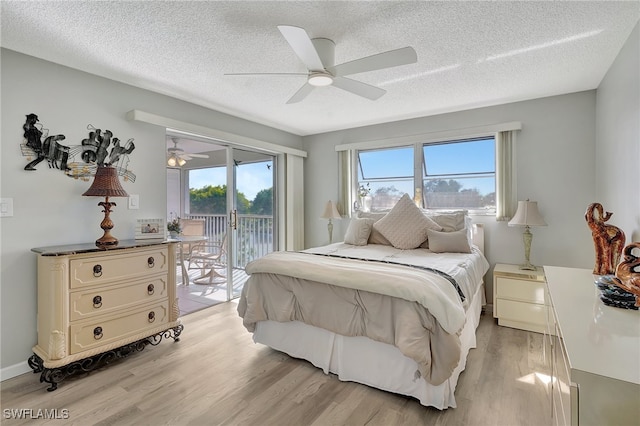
left=518, top=262, right=537, bottom=271
left=95, top=197, right=119, bottom=248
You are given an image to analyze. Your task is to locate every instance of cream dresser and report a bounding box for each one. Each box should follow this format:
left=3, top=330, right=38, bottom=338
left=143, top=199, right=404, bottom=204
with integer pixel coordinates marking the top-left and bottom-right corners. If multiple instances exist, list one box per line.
left=493, top=263, right=548, bottom=333
left=544, top=266, right=640, bottom=426
left=29, top=240, right=182, bottom=391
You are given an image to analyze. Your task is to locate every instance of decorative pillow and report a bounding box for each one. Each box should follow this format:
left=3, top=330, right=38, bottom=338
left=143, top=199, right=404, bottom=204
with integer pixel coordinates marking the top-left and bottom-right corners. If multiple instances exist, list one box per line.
left=424, top=210, right=468, bottom=232
left=373, top=194, right=442, bottom=249
left=357, top=211, right=392, bottom=245
left=426, top=228, right=472, bottom=253
left=344, top=218, right=374, bottom=246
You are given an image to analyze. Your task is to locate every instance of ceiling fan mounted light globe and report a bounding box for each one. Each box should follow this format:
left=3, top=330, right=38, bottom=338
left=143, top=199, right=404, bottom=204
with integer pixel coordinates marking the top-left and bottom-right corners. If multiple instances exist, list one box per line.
left=308, top=72, right=333, bottom=87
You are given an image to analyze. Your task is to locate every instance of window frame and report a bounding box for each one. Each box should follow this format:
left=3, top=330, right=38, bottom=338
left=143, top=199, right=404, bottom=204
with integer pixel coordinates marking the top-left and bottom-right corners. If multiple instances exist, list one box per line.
left=354, top=136, right=497, bottom=216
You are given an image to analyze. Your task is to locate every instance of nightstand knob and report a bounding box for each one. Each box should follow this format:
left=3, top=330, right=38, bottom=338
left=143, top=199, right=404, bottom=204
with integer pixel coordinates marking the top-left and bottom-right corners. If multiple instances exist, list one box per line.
left=147, top=284, right=155, bottom=295
left=92, top=295, right=102, bottom=308
left=147, top=257, right=155, bottom=268
left=93, top=264, right=103, bottom=277
left=93, top=326, right=103, bottom=340
left=148, top=311, right=155, bottom=323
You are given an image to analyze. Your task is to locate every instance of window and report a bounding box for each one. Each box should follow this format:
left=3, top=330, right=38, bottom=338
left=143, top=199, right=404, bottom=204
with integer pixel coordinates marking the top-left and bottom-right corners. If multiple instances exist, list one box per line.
left=357, top=146, right=413, bottom=211
left=422, top=138, right=495, bottom=211
left=356, top=137, right=496, bottom=214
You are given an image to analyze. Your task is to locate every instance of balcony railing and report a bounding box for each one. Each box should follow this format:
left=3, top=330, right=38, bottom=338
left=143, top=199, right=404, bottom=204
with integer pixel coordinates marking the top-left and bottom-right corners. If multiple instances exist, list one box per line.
left=186, top=214, right=274, bottom=269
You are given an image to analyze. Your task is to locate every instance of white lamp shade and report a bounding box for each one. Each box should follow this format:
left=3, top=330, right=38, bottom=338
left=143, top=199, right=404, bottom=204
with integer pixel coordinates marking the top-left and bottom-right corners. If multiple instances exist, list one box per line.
left=321, top=200, right=341, bottom=219
left=508, top=200, right=547, bottom=227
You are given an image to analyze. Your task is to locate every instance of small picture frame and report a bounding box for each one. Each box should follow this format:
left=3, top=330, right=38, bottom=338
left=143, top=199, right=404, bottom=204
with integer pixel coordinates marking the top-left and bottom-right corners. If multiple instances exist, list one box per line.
left=135, top=218, right=165, bottom=240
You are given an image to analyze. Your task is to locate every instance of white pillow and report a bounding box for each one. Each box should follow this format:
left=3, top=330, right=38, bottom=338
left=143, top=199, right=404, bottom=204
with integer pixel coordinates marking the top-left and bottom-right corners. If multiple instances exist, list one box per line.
left=427, top=228, right=472, bottom=253
left=373, top=194, right=442, bottom=249
left=344, top=218, right=374, bottom=246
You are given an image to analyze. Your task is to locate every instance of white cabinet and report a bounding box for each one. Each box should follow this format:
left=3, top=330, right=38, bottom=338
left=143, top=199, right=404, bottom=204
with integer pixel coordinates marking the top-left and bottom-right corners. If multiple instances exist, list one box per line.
left=545, top=266, right=640, bottom=426
left=29, top=240, right=182, bottom=391
left=493, top=263, right=547, bottom=333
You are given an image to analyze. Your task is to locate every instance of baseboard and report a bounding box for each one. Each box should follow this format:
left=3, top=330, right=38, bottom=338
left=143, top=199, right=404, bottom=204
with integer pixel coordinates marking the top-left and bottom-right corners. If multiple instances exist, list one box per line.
left=1, top=361, right=32, bottom=382
left=484, top=303, right=494, bottom=316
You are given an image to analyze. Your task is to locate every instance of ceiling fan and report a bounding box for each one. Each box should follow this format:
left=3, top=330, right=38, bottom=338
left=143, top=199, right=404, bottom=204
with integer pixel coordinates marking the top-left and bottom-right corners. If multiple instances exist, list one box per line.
left=167, top=138, right=209, bottom=167
left=226, top=25, right=418, bottom=104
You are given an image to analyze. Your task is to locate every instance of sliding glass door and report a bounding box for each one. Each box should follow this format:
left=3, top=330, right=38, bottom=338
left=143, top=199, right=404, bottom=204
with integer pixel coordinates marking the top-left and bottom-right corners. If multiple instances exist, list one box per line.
left=226, top=148, right=276, bottom=300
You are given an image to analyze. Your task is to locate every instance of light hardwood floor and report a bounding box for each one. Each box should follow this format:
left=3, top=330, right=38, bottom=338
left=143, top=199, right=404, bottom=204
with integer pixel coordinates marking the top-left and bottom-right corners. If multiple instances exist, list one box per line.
left=1, top=303, right=550, bottom=425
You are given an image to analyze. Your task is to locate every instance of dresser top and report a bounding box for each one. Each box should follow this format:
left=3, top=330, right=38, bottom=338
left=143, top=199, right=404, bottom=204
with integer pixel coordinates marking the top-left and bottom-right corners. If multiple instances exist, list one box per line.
left=32, top=239, right=173, bottom=256
left=544, top=266, right=640, bottom=385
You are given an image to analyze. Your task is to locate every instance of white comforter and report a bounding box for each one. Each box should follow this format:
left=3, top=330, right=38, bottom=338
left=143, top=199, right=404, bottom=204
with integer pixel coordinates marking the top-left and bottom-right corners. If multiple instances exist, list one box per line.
left=245, top=243, right=489, bottom=334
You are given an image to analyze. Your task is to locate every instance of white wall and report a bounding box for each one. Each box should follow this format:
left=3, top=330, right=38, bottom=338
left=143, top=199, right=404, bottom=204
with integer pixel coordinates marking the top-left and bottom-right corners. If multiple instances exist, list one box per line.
left=595, top=22, right=639, bottom=242
left=303, top=90, right=598, bottom=304
left=0, top=49, right=302, bottom=373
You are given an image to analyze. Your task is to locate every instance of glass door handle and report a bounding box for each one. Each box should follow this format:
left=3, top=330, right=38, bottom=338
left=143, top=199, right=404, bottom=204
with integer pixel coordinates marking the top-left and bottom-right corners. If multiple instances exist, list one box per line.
left=230, top=209, right=238, bottom=230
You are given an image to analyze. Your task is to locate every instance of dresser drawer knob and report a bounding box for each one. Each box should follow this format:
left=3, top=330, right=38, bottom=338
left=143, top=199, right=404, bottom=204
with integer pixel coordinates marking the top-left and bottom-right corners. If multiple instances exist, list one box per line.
left=93, top=326, right=103, bottom=340
left=147, top=257, right=155, bottom=268
left=148, top=311, right=155, bottom=323
left=93, top=264, right=103, bottom=277
left=147, top=284, right=155, bottom=295
left=92, top=295, right=102, bottom=308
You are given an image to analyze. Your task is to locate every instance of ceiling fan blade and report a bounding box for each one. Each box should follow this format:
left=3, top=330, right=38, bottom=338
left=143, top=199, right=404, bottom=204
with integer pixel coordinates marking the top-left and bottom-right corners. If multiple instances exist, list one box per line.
left=224, top=72, right=307, bottom=76
left=328, top=46, right=417, bottom=77
left=278, top=25, right=325, bottom=71
left=286, top=83, right=315, bottom=104
left=188, top=153, right=209, bottom=159
left=332, top=77, right=386, bottom=100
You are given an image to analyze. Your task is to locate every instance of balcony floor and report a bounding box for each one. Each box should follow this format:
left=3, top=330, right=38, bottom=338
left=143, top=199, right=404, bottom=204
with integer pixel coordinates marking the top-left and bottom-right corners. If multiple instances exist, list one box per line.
left=176, top=262, right=249, bottom=316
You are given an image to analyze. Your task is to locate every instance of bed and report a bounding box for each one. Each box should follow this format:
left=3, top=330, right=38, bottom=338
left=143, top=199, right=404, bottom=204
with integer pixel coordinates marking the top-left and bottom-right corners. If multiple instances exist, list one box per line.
left=237, top=195, right=489, bottom=409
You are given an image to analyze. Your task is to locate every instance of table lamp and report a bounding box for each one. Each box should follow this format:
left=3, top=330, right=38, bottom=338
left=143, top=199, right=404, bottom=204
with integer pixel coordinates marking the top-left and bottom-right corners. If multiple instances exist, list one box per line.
left=83, top=165, right=129, bottom=247
left=508, top=199, right=547, bottom=270
left=321, top=200, right=341, bottom=244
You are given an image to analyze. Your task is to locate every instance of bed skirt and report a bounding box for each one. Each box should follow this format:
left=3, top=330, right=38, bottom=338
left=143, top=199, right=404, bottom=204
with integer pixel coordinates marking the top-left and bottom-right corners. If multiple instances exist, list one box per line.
left=252, top=282, right=485, bottom=410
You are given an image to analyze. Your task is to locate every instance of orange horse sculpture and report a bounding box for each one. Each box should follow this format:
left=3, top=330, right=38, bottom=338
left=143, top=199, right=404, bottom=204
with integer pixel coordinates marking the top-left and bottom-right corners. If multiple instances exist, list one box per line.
left=613, top=242, right=640, bottom=307
left=585, top=203, right=625, bottom=275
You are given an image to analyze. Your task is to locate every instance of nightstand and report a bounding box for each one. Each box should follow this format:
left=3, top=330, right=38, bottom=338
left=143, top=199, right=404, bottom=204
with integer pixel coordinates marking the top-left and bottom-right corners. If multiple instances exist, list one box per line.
left=493, top=263, right=547, bottom=333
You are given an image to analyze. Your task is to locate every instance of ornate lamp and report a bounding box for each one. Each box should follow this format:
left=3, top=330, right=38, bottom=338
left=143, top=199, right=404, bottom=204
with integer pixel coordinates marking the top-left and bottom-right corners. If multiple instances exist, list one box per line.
left=83, top=165, right=129, bottom=247
left=508, top=199, right=547, bottom=270
left=321, top=200, right=341, bottom=244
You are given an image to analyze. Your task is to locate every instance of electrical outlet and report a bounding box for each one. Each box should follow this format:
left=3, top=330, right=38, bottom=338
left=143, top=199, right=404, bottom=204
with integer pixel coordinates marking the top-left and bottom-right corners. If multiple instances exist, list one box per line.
left=128, top=194, right=139, bottom=210
left=0, top=198, right=14, bottom=217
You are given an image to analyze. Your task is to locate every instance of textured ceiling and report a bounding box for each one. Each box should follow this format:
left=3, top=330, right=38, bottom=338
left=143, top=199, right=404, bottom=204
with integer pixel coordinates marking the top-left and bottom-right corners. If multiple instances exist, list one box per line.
left=1, top=1, right=638, bottom=136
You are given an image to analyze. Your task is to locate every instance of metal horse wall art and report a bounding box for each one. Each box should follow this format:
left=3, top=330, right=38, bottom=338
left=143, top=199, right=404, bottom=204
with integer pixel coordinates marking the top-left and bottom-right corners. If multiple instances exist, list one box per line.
left=20, top=113, right=136, bottom=183
left=585, top=202, right=626, bottom=275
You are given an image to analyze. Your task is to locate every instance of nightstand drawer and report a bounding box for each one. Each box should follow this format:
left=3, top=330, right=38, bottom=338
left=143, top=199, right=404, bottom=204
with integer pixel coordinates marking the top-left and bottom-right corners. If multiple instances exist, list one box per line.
left=495, top=277, right=546, bottom=304
left=496, top=298, right=547, bottom=326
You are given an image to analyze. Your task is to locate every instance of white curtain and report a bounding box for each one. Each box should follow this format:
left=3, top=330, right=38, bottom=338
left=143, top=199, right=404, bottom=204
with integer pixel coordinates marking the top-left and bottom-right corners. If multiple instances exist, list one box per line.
left=338, top=150, right=353, bottom=218
left=495, top=130, right=517, bottom=221
left=285, top=154, right=305, bottom=250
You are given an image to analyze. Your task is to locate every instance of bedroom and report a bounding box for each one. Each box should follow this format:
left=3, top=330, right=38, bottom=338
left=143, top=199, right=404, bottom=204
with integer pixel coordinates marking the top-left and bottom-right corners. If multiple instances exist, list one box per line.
left=1, top=1, right=638, bottom=424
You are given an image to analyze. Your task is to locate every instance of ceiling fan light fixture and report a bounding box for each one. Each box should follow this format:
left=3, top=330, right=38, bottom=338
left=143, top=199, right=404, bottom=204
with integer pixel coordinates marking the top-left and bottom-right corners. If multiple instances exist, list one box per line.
left=308, top=72, right=333, bottom=87
left=167, top=155, right=177, bottom=167
left=177, top=157, right=186, bottom=166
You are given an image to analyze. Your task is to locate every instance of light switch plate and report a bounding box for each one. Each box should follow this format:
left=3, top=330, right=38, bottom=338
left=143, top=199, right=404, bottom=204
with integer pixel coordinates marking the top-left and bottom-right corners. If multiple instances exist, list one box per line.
left=128, top=194, right=139, bottom=210
left=0, top=198, right=14, bottom=217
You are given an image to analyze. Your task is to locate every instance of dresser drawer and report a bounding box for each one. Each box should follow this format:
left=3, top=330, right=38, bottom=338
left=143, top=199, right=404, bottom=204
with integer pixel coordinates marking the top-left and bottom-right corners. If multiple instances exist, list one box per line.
left=70, top=246, right=168, bottom=288
left=69, top=301, right=169, bottom=355
left=496, top=298, right=547, bottom=326
left=69, top=276, right=168, bottom=321
left=495, top=277, right=546, bottom=304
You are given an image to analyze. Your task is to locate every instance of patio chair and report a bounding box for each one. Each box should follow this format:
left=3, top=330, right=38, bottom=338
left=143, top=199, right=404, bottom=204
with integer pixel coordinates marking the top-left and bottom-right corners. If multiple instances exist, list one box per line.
left=179, top=219, right=206, bottom=261
left=188, top=233, right=227, bottom=285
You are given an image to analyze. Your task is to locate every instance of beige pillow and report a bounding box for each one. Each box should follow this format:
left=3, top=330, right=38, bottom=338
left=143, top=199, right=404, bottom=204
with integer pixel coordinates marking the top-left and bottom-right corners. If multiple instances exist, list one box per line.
left=357, top=211, right=391, bottom=245
left=373, top=194, right=442, bottom=249
left=424, top=210, right=467, bottom=232
left=344, top=218, right=374, bottom=246
left=427, top=228, right=471, bottom=253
